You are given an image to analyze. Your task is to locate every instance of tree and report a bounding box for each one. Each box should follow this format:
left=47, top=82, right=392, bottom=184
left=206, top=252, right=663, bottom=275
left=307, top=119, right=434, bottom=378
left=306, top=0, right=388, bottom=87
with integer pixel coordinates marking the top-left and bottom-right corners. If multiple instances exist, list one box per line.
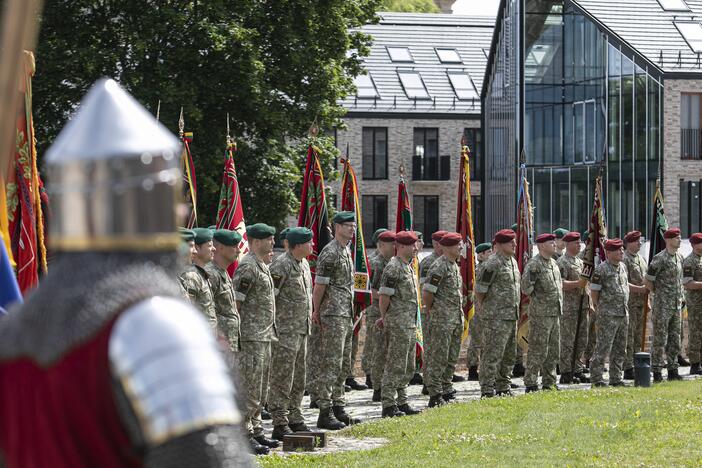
left=32, top=0, right=379, bottom=229
left=379, top=0, right=440, bottom=13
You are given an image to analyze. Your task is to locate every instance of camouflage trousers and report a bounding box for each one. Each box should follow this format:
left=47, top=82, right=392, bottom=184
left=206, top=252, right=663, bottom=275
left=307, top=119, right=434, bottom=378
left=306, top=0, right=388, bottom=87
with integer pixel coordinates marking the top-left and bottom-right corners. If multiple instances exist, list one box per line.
left=591, top=314, right=628, bottom=384
left=466, top=313, right=482, bottom=368
left=305, top=323, right=321, bottom=401
left=348, top=306, right=362, bottom=378
left=425, top=316, right=462, bottom=396
left=381, top=325, right=415, bottom=408
left=317, top=315, right=352, bottom=410
left=688, top=303, right=702, bottom=364
left=559, top=301, right=588, bottom=374
left=371, top=317, right=388, bottom=391
left=420, top=309, right=429, bottom=373
left=624, top=299, right=646, bottom=370
left=524, top=315, right=560, bottom=388
left=479, top=319, right=517, bottom=394
left=239, top=340, right=272, bottom=437
left=585, top=309, right=597, bottom=362
left=269, top=333, right=307, bottom=427
left=651, top=306, right=681, bottom=372
left=361, top=308, right=379, bottom=376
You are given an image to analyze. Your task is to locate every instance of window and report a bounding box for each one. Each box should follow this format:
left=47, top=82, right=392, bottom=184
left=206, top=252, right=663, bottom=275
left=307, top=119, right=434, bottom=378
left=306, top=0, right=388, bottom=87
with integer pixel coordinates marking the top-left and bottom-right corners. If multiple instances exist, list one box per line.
left=387, top=47, right=413, bottom=62
left=463, top=128, right=482, bottom=180
left=471, top=195, right=483, bottom=244
left=658, top=0, right=690, bottom=11
left=362, top=195, right=388, bottom=247
left=680, top=180, right=702, bottom=236
left=398, top=71, right=430, bottom=99
left=412, top=128, right=448, bottom=180
left=362, top=127, right=388, bottom=179
left=354, top=74, right=379, bottom=98
left=413, top=195, right=439, bottom=240
left=675, top=22, right=702, bottom=53
left=681, top=93, right=702, bottom=160
left=448, top=72, right=478, bottom=100
left=436, top=48, right=462, bottom=63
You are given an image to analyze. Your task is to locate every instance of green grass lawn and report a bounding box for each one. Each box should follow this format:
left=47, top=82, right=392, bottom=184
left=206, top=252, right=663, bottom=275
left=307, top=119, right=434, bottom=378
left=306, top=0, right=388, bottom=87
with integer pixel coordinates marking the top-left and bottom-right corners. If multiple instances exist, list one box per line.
left=261, top=380, right=702, bottom=467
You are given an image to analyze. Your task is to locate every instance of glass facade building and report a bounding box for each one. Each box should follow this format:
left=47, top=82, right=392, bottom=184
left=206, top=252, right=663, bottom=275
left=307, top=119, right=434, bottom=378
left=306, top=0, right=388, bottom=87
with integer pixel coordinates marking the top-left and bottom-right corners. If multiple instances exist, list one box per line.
left=483, top=0, right=663, bottom=239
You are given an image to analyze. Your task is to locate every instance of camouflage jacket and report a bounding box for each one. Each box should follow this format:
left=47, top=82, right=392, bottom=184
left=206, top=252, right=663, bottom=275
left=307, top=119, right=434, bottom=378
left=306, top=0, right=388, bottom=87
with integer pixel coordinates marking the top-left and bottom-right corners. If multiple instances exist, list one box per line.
left=205, top=261, right=241, bottom=350
left=379, top=256, right=418, bottom=329
left=475, top=252, right=520, bottom=321
left=646, top=249, right=684, bottom=312
left=270, top=251, right=312, bottom=336
left=521, top=254, right=563, bottom=317
left=419, top=251, right=440, bottom=284
left=590, top=260, right=629, bottom=316
left=557, top=253, right=589, bottom=313
left=315, top=239, right=354, bottom=318
left=232, top=253, right=277, bottom=342
left=368, top=252, right=391, bottom=317
left=423, top=255, right=463, bottom=325
left=178, top=264, right=217, bottom=329
left=683, top=252, right=702, bottom=307
left=623, top=251, right=647, bottom=308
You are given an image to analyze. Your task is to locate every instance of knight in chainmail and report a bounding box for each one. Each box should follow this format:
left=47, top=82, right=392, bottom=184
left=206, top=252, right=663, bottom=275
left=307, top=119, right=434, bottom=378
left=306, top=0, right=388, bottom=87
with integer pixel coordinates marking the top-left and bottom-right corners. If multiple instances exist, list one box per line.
left=0, top=80, right=253, bottom=466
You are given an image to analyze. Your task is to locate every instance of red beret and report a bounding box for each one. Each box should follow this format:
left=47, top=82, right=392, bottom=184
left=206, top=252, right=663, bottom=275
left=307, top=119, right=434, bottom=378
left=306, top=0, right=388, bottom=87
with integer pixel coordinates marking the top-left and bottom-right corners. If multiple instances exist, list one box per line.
left=378, top=230, right=397, bottom=242
left=664, top=228, right=681, bottom=239
left=431, top=230, right=448, bottom=241
left=690, top=233, right=702, bottom=245
left=396, top=230, right=418, bottom=246
left=624, top=230, right=642, bottom=243
left=536, top=233, right=556, bottom=243
left=439, top=232, right=461, bottom=246
left=562, top=231, right=581, bottom=242
left=493, top=229, right=516, bottom=244
left=604, top=238, right=624, bottom=251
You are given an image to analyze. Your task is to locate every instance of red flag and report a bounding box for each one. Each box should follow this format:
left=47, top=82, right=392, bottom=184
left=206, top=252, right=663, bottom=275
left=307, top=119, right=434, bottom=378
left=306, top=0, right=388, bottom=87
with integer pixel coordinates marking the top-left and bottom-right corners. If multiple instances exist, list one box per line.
left=515, top=162, right=534, bottom=352
left=581, top=174, right=607, bottom=280
left=216, top=139, right=249, bottom=276
left=340, top=157, right=370, bottom=305
left=456, top=144, right=475, bottom=339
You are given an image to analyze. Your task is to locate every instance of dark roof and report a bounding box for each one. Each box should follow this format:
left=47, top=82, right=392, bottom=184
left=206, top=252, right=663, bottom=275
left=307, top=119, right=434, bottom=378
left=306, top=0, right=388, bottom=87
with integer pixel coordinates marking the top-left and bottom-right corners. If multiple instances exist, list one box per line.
left=340, top=13, right=495, bottom=116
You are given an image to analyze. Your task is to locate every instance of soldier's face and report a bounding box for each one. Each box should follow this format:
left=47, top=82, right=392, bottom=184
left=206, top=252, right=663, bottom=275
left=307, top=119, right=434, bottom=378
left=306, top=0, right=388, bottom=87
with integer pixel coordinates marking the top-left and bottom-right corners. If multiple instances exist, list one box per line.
left=397, top=242, right=415, bottom=260
left=188, top=241, right=197, bottom=262
left=433, top=240, right=443, bottom=254
left=608, top=247, right=624, bottom=263
left=378, top=240, right=395, bottom=257
left=666, top=235, right=681, bottom=249
left=555, top=239, right=565, bottom=250
left=296, top=240, right=314, bottom=258
left=337, top=222, right=356, bottom=242
left=694, top=243, right=702, bottom=255
left=539, top=240, right=556, bottom=257
left=195, top=241, right=215, bottom=263
left=503, top=239, right=517, bottom=255
left=477, top=250, right=491, bottom=261
left=444, top=243, right=461, bottom=259
left=566, top=240, right=580, bottom=256
left=626, top=239, right=642, bottom=254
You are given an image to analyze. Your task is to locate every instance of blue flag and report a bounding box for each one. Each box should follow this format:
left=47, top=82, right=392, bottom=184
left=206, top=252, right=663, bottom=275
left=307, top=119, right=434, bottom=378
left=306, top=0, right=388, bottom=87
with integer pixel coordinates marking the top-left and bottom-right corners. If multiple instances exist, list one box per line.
left=0, top=241, right=22, bottom=315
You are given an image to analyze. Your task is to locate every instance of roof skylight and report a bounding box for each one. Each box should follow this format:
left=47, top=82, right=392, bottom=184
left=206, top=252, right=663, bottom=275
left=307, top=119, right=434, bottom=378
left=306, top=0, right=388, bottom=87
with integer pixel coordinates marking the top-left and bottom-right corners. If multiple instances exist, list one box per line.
left=387, top=47, right=413, bottom=62
left=436, top=48, right=462, bottom=63
left=354, top=74, right=379, bottom=98
left=658, top=0, right=690, bottom=11
left=398, top=71, right=430, bottom=99
left=447, top=72, right=478, bottom=100
left=675, top=21, right=702, bottom=53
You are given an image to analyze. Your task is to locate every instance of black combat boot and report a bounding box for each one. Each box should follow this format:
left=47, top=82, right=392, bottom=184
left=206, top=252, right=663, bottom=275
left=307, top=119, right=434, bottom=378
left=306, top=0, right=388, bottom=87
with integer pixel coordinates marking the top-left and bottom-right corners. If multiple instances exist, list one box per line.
left=333, top=405, right=361, bottom=425
left=653, top=371, right=663, bottom=383
left=573, top=372, right=590, bottom=383
left=442, top=389, right=456, bottom=401
left=542, top=384, right=559, bottom=391
left=678, top=355, right=690, bottom=367
left=398, top=403, right=421, bottom=415
left=271, top=425, right=293, bottom=441
left=261, top=405, right=272, bottom=420
left=512, top=362, right=525, bottom=377
left=481, top=390, right=496, bottom=398
left=409, top=373, right=424, bottom=385
left=421, top=384, right=429, bottom=395
left=254, top=435, right=280, bottom=448
left=690, top=363, right=701, bottom=375
left=249, top=437, right=270, bottom=456
left=288, top=422, right=310, bottom=432
left=381, top=405, right=405, bottom=418
left=309, top=399, right=318, bottom=409
left=428, top=394, right=446, bottom=407
left=365, top=373, right=373, bottom=388
left=468, top=366, right=479, bottom=381
left=610, top=381, right=628, bottom=387
left=452, top=373, right=466, bottom=382
left=667, top=368, right=683, bottom=381
left=372, top=388, right=382, bottom=402
left=524, top=386, right=539, bottom=393
left=345, top=377, right=368, bottom=391
left=623, top=368, right=635, bottom=380
left=316, top=407, right=346, bottom=430
left=496, top=389, right=514, bottom=397
left=559, top=372, right=573, bottom=384
left=592, top=381, right=607, bottom=388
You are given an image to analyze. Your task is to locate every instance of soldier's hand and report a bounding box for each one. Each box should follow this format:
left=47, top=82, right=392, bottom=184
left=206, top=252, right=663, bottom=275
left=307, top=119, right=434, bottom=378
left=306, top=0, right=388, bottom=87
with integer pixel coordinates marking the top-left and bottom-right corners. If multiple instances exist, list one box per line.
left=312, top=310, right=321, bottom=326
left=375, top=317, right=384, bottom=329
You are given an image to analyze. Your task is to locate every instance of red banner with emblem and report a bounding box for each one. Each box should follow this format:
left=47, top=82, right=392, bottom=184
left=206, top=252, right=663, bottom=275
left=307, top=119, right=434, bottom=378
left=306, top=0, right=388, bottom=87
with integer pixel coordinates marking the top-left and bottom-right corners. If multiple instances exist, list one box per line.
left=216, top=139, right=249, bottom=276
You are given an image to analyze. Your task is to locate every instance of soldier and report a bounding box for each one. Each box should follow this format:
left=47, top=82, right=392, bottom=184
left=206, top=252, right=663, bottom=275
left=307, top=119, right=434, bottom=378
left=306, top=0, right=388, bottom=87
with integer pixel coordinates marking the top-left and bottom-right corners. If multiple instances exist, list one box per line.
left=521, top=233, right=563, bottom=393
left=206, top=229, right=242, bottom=354
left=590, top=239, right=630, bottom=387
left=683, top=233, right=702, bottom=374
left=423, top=232, right=464, bottom=407
left=280, top=227, right=290, bottom=252
left=511, top=222, right=526, bottom=379
left=368, top=230, right=397, bottom=401
left=553, top=228, right=568, bottom=260
left=476, top=229, right=521, bottom=398
left=232, top=223, right=279, bottom=449
left=179, top=227, right=217, bottom=328
left=377, top=231, right=422, bottom=417
left=644, top=228, right=685, bottom=382
left=558, top=231, right=590, bottom=384
left=622, top=230, right=648, bottom=379
left=268, top=228, right=314, bottom=440
left=466, top=242, right=492, bottom=381
left=312, top=211, right=361, bottom=430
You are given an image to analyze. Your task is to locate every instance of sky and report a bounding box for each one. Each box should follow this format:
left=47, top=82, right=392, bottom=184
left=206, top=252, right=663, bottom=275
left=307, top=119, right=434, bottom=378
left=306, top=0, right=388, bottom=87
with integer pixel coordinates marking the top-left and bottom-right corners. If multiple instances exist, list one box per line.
left=452, top=0, right=501, bottom=16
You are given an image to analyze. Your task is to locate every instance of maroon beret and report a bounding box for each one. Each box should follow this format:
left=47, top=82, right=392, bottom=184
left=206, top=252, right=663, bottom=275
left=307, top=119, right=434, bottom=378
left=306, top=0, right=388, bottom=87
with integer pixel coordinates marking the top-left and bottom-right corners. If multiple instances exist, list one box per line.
left=624, top=230, right=642, bottom=243
left=536, top=233, right=556, bottom=243
left=378, top=230, right=397, bottom=242
left=439, top=232, right=461, bottom=246
left=396, top=230, right=418, bottom=246
left=431, top=230, right=448, bottom=242
left=664, top=228, right=681, bottom=239
left=690, top=233, right=702, bottom=245
left=493, top=229, right=516, bottom=244
left=562, top=231, right=581, bottom=242
left=605, top=238, right=624, bottom=251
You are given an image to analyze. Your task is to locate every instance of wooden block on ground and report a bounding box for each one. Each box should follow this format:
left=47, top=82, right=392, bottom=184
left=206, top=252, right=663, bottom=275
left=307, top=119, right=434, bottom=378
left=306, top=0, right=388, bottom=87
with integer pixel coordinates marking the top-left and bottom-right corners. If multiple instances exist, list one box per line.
left=283, top=434, right=316, bottom=452
left=295, top=431, right=328, bottom=448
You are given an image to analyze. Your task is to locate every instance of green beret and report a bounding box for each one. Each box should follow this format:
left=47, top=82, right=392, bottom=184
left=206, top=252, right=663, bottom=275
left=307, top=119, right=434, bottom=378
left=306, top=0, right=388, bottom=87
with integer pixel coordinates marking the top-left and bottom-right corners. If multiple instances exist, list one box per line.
left=192, top=227, right=213, bottom=245
left=332, top=211, right=355, bottom=224
left=213, top=229, right=242, bottom=246
left=511, top=223, right=518, bottom=231
left=372, top=228, right=388, bottom=243
left=582, top=230, right=590, bottom=240
left=247, top=223, right=276, bottom=239
left=178, top=227, right=195, bottom=242
left=476, top=242, right=492, bottom=254
left=280, top=227, right=290, bottom=240
left=414, top=231, right=424, bottom=241
left=286, top=227, right=313, bottom=246
left=554, top=228, right=569, bottom=239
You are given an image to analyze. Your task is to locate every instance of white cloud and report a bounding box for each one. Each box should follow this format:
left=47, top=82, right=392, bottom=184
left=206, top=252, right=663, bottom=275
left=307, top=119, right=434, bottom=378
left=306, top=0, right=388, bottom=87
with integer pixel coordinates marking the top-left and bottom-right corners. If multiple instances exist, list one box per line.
left=452, top=0, right=500, bottom=16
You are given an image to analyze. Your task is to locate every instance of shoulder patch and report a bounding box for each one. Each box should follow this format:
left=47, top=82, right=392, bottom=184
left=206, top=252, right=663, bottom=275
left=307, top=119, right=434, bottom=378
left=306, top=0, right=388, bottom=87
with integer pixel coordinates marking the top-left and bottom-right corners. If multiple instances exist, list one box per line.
left=429, top=274, right=442, bottom=287
left=591, top=272, right=601, bottom=284
left=684, top=265, right=694, bottom=278
left=480, top=269, right=495, bottom=284
left=271, top=273, right=283, bottom=289
left=385, top=275, right=398, bottom=288
left=237, top=278, right=251, bottom=293
left=647, top=264, right=658, bottom=276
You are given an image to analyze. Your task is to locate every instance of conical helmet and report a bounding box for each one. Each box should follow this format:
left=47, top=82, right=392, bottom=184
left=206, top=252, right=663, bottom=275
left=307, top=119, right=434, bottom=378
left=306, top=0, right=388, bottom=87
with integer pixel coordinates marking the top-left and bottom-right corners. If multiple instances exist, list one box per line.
left=44, top=78, right=182, bottom=252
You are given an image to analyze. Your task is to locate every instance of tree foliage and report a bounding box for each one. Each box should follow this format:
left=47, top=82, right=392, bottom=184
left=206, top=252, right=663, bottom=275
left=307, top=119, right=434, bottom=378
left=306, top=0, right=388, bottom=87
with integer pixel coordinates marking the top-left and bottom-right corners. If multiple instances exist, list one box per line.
left=33, top=0, right=379, bottom=229
left=379, top=0, right=440, bottom=13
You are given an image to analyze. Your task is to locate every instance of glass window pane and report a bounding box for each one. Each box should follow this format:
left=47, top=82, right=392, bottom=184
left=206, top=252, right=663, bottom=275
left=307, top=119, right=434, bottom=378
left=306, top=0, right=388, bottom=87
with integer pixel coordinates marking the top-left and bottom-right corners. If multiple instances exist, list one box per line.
left=534, top=168, right=551, bottom=234
left=448, top=73, right=478, bottom=100
left=375, top=129, right=387, bottom=179
left=586, top=101, right=596, bottom=163
left=362, top=128, right=374, bottom=179
left=436, top=48, right=462, bottom=63
left=622, top=55, right=634, bottom=160
left=398, top=71, right=429, bottom=99
left=571, top=167, right=589, bottom=232
left=387, top=47, right=413, bottom=62
left=658, top=0, right=690, bottom=11
left=574, top=103, right=584, bottom=163
left=648, top=77, right=660, bottom=162
left=675, top=22, right=702, bottom=52
left=635, top=71, right=647, bottom=161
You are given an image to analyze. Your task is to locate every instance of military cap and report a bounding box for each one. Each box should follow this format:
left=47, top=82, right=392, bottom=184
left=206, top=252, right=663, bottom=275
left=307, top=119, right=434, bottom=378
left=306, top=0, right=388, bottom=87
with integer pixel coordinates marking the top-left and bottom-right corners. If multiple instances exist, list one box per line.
left=192, top=227, right=213, bottom=245
left=475, top=242, right=492, bottom=254
left=280, top=227, right=290, bottom=240
left=286, top=227, right=313, bottom=246
left=333, top=211, right=355, bottom=224
left=664, top=228, right=681, bottom=239
left=554, top=228, right=569, bottom=239
left=246, top=223, right=276, bottom=239
left=624, top=230, right=642, bottom=243
left=536, top=233, right=556, bottom=243
left=563, top=231, right=581, bottom=242
left=690, top=233, right=702, bottom=245
left=213, top=229, right=242, bottom=246
left=511, top=223, right=519, bottom=231
left=396, top=230, right=418, bottom=246
left=178, top=227, right=195, bottom=242
left=378, top=230, right=397, bottom=242
left=208, top=225, right=217, bottom=230
left=494, top=229, right=516, bottom=244
left=414, top=231, right=424, bottom=241
left=439, top=232, right=461, bottom=246
left=604, top=238, right=624, bottom=251
left=372, top=228, right=388, bottom=243
left=582, top=230, right=590, bottom=240
left=431, top=230, right=448, bottom=242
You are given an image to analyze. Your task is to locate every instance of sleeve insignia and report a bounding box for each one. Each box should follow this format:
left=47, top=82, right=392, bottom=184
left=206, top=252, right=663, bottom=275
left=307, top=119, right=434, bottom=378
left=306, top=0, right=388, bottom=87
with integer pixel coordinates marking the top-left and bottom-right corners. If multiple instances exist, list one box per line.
left=429, top=274, right=442, bottom=287
left=591, top=272, right=601, bottom=284
left=385, top=274, right=398, bottom=288
left=480, top=269, right=495, bottom=284
left=237, top=278, right=251, bottom=293
left=684, top=266, right=694, bottom=277
left=271, top=273, right=283, bottom=289
left=647, top=264, right=658, bottom=276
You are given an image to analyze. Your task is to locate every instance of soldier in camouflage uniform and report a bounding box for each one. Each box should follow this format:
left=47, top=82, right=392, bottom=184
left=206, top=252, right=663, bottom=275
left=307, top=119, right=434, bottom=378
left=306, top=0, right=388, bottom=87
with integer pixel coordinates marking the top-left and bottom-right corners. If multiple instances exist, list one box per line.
left=422, top=232, right=464, bottom=407
left=557, top=232, right=590, bottom=384
left=476, top=229, right=521, bottom=398
left=312, top=211, right=361, bottom=430
left=683, top=233, right=702, bottom=374
left=466, top=243, right=492, bottom=380
left=590, top=238, right=630, bottom=387
left=206, top=229, right=242, bottom=353
left=268, top=228, right=314, bottom=440
left=232, top=223, right=279, bottom=449
left=645, top=228, right=684, bottom=382
left=521, top=233, right=563, bottom=393
left=622, top=230, right=649, bottom=379
left=179, top=227, right=217, bottom=328
left=377, top=231, right=421, bottom=417
left=553, top=228, right=568, bottom=261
